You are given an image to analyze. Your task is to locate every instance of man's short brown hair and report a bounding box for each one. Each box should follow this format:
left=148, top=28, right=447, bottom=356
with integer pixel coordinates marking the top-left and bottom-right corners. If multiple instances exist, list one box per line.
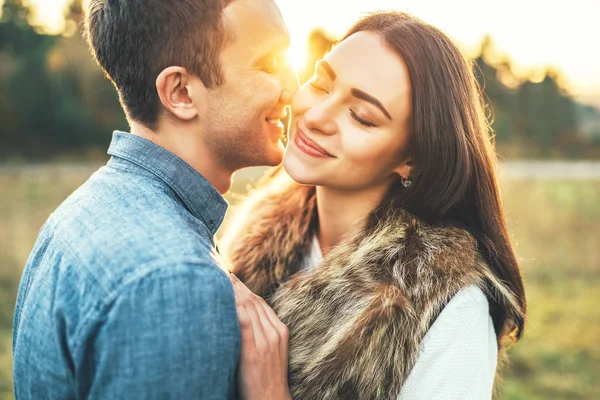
left=85, top=0, right=234, bottom=128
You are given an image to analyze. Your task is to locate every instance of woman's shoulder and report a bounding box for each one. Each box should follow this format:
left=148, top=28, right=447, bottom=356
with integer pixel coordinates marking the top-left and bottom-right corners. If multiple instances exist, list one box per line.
left=398, top=285, right=498, bottom=398
left=430, top=285, right=492, bottom=334
left=420, top=285, right=496, bottom=355
left=446, top=285, right=489, bottom=311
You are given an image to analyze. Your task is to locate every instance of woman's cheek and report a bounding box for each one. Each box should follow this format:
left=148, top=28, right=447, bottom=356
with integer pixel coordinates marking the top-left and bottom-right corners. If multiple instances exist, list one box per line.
left=340, top=128, right=372, bottom=161
left=291, top=85, right=314, bottom=114
left=344, top=139, right=388, bottom=178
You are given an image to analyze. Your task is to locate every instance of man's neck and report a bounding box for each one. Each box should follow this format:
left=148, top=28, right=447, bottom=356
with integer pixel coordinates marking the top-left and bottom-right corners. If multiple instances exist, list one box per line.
left=130, top=122, right=233, bottom=194
left=315, top=182, right=390, bottom=256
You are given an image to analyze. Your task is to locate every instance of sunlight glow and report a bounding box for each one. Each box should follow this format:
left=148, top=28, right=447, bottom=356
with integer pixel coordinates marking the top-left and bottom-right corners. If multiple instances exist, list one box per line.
left=275, top=0, right=599, bottom=106
left=12, top=0, right=600, bottom=107
left=287, top=43, right=309, bottom=73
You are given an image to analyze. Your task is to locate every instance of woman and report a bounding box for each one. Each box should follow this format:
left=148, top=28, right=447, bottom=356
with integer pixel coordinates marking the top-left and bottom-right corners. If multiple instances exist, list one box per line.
left=221, top=11, right=526, bottom=400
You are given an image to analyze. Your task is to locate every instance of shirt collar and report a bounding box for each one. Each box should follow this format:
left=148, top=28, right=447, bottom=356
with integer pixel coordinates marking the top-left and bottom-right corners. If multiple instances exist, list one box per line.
left=106, top=131, right=228, bottom=234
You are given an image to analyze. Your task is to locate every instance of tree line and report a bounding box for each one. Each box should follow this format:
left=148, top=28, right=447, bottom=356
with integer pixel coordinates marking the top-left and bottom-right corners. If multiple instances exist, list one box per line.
left=1, top=0, right=598, bottom=161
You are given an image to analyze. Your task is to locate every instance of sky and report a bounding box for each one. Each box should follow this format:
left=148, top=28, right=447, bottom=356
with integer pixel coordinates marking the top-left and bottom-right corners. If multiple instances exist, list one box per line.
left=22, top=0, right=600, bottom=107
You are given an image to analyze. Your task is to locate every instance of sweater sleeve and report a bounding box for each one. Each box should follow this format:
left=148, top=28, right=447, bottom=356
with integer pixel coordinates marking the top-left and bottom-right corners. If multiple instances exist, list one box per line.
left=398, top=285, right=498, bottom=400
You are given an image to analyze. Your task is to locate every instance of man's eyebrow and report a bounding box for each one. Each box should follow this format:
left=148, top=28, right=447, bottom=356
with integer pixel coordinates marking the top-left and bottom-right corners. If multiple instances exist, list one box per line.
left=350, top=88, right=393, bottom=120
left=317, top=60, right=336, bottom=80
left=255, top=42, right=290, bottom=63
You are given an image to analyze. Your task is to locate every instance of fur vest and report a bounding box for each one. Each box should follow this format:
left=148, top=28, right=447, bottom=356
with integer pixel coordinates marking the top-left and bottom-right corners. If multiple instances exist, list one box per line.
left=221, top=171, right=518, bottom=400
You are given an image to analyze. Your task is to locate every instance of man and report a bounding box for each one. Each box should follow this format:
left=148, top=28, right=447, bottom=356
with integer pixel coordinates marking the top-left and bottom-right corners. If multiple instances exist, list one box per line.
left=12, top=0, right=297, bottom=398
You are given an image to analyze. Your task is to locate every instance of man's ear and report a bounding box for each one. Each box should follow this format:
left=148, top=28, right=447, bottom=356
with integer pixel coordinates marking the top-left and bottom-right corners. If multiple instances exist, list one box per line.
left=393, top=156, right=413, bottom=180
left=156, top=66, right=204, bottom=121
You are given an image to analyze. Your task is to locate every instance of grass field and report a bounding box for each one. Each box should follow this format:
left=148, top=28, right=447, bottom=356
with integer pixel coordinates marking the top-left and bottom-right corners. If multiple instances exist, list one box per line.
left=0, top=164, right=598, bottom=399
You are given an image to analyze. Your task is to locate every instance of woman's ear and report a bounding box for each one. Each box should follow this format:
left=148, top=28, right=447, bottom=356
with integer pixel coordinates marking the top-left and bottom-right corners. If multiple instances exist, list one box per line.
left=393, top=157, right=413, bottom=180
left=156, top=66, right=204, bottom=121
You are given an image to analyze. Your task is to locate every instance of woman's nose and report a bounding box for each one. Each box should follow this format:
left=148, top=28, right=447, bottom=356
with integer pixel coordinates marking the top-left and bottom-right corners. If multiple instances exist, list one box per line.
left=304, top=101, right=337, bottom=135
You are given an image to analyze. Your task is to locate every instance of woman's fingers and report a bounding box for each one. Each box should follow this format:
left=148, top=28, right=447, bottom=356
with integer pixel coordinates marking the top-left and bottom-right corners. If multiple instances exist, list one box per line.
left=259, top=298, right=287, bottom=338
left=230, top=273, right=287, bottom=365
left=229, top=274, right=291, bottom=399
left=230, top=274, right=268, bottom=348
left=230, top=273, right=253, bottom=298
left=252, top=297, right=281, bottom=348
left=257, top=297, right=289, bottom=364
left=236, top=303, right=256, bottom=355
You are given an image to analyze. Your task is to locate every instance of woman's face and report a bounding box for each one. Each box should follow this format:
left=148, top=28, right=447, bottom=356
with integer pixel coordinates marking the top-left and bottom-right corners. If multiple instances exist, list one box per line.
left=284, top=31, right=413, bottom=191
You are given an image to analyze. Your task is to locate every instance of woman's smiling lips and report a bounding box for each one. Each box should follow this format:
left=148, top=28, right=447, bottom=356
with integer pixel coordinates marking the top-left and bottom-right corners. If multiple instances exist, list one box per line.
left=293, top=127, right=334, bottom=158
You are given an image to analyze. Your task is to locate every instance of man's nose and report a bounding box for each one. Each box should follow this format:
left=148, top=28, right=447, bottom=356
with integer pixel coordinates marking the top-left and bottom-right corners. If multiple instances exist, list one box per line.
left=279, top=63, right=300, bottom=106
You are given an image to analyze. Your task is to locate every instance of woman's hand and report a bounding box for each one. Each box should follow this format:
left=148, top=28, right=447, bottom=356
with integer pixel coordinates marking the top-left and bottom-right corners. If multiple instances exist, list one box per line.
left=229, top=273, right=292, bottom=400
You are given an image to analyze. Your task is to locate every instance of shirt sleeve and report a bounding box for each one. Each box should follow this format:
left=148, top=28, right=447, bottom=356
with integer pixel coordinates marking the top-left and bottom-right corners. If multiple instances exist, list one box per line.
left=76, top=264, right=240, bottom=400
left=398, top=285, right=498, bottom=400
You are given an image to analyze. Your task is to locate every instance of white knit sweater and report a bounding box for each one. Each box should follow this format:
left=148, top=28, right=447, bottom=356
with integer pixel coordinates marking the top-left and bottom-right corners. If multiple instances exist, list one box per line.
left=301, top=235, right=497, bottom=400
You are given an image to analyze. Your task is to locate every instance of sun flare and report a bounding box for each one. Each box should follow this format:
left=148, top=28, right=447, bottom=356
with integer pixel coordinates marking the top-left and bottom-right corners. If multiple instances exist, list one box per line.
left=287, top=43, right=309, bottom=74
left=7, top=0, right=599, bottom=106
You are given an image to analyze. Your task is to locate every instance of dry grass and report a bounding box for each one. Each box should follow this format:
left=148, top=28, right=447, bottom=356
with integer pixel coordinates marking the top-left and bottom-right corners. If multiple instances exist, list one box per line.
left=498, top=181, right=599, bottom=399
left=0, top=165, right=598, bottom=399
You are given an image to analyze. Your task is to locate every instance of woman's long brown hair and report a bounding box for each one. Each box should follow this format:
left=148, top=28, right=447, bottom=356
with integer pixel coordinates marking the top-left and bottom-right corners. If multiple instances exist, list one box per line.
left=341, top=12, right=526, bottom=343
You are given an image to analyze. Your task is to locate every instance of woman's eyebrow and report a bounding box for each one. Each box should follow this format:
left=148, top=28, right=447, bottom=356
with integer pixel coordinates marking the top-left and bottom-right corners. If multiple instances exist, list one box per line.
left=317, top=60, right=337, bottom=80
left=351, top=88, right=392, bottom=120
left=317, top=60, right=392, bottom=120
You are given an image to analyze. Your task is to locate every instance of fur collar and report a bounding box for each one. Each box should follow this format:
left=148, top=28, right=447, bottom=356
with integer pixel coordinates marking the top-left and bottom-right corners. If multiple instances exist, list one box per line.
left=221, top=171, right=517, bottom=399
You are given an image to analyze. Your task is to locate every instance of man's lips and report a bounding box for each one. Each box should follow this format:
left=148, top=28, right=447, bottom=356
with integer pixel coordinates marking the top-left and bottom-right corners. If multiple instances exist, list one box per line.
left=265, top=116, right=285, bottom=139
left=295, top=127, right=334, bottom=158
left=265, top=108, right=288, bottom=125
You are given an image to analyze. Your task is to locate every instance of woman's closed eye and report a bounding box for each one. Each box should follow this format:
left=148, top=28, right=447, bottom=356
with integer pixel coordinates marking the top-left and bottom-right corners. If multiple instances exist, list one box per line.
left=308, top=77, right=328, bottom=93
left=350, top=110, right=376, bottom=128
left=309, top=77, right=377, bottom=128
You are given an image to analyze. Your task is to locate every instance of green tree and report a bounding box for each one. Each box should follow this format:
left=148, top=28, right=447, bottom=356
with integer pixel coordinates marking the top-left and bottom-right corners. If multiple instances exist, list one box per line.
left=0, top=0, right=126, bottom=160
left=0, top=0, right=57, bottom=157
left=515, top=71, right=579, bottom=153
left=473, top=36, right=582, bottom=158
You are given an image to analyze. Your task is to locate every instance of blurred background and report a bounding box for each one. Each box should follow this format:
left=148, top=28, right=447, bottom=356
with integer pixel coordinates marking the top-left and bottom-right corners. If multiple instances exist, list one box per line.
left=0, top=0, right=598, bottom=398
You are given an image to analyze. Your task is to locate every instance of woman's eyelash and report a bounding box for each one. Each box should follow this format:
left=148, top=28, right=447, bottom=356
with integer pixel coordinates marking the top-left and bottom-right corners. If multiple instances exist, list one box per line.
left=350, top=110, right=376, bottom=128
left=308, top=79, right=325, bottom=91
left=308, top=81, right=375, bottom=128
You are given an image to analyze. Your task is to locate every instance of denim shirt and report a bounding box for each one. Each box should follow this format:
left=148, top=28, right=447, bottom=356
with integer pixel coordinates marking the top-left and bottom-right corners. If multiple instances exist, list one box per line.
left=12, top=132, right=240, bottom=399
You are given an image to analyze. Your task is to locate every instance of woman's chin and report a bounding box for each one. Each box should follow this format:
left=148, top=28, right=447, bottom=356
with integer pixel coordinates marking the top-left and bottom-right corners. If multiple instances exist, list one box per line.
left=283, top=152, right=318, bottom=186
